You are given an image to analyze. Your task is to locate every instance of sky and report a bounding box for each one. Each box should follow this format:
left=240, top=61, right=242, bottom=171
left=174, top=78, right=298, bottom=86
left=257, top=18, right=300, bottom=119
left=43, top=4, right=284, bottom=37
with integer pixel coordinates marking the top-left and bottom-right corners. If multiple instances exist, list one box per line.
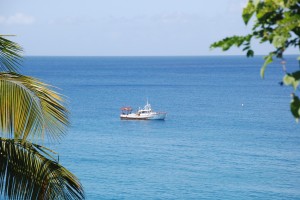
left=0, top=0, right=297, bottom=56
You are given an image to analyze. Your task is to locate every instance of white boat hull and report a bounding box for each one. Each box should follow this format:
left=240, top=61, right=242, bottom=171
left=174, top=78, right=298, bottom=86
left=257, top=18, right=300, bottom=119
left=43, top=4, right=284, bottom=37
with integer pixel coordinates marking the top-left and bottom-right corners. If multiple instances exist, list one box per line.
left=120, top=112, right=166, bottom=120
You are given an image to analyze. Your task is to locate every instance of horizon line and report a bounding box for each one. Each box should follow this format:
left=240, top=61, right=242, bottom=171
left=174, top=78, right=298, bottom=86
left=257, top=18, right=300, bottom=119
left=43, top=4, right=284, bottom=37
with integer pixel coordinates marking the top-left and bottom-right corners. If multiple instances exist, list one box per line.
left=24, top=54, right=299, bottom=57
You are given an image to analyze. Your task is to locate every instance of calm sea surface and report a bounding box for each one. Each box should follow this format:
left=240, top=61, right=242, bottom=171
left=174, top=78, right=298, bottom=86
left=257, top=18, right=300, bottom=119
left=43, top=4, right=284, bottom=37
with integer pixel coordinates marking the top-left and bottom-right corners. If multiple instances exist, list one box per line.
left=23, top=56, right=300, bottom=199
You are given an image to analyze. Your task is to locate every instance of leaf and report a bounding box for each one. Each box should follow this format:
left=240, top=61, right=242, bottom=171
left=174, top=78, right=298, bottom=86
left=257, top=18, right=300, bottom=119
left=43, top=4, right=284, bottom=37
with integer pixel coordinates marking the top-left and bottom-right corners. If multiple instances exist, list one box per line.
left=0, top=72, right=69, bottom=142
left=256, top=0, right=279, bottom=20
left=0, top=138, right=85, bottom=200
left=253, top=0, right=260, bottom=7
left=246, top=49, right=254, bottom=57
left=292, top=80, right=300, bottom=90
left=283, top=74, right=294, bottom=85
left=272, top=0, right=285, bottom=7
left=291, top=71, right=300, bottom=80
left=272, top=35, right=287, bottom=48
left=242, top=1, right=256, bottom=24
left=0, top=36, right=23, bottom=72
left=283, top=74, right=299, bottom=90
left=290, top=94, right=300, bottom=119
left=283, top=71, right=300, bottom=90
left=243, top=46, right=250, bottom=51
left=260, top=53, right=273, bottom=78
left=210, top=35, right=253, bottom=52
left=284, top=0, right=299, bottom=7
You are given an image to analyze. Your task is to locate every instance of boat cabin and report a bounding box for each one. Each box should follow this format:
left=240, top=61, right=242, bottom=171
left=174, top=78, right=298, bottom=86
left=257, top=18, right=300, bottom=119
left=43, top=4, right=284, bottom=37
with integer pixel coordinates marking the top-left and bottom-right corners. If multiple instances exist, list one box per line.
left=121, top=107, right=132, bottom=115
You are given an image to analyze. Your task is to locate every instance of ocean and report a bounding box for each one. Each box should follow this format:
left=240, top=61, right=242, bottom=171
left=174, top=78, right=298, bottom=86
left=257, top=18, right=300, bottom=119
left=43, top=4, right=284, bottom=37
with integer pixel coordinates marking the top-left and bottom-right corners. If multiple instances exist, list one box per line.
left=23, top=56, right=300, bottom=199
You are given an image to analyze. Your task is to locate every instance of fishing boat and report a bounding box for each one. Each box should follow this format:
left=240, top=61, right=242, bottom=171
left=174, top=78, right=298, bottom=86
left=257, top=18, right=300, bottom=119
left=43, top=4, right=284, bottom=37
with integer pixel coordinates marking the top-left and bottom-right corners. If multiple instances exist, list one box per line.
left=120, top=101, right=166, bottom=120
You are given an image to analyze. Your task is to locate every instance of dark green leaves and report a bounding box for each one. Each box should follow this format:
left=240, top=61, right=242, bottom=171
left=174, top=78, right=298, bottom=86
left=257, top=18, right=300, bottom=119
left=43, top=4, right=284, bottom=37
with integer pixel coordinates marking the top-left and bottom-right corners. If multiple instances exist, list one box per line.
left=210, top=35, right=253, bottom=52
left=212, top=0, right=300, bottom=59
left=256, top=0, right=279, bottom=20
left=247, top=49, right=254, bottom=57
left=290, top=93, right=300, bottom=120
left=211, top=0, right=300, bottom=121
left=243, top=0, right=256, bottom=24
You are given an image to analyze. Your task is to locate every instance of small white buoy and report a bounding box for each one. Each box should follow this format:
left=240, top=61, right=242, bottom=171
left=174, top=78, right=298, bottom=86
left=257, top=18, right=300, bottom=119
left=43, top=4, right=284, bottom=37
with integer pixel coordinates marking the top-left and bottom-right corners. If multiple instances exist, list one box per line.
left=241, top=103, right=244, bottom=107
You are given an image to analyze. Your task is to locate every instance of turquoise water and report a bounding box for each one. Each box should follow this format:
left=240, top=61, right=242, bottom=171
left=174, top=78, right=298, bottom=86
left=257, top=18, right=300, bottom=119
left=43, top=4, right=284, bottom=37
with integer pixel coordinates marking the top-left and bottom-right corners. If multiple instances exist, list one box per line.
left=23, top=56, right=300, bottom=199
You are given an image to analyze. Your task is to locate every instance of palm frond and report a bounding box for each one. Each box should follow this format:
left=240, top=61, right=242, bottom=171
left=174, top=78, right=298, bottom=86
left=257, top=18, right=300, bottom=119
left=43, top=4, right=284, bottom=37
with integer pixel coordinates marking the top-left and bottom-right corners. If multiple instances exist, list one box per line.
left=0, top=138, right=84, bottom=200
left=0, top=36, right=23, bottom=72
left=0, top=72, right=69, bottom=142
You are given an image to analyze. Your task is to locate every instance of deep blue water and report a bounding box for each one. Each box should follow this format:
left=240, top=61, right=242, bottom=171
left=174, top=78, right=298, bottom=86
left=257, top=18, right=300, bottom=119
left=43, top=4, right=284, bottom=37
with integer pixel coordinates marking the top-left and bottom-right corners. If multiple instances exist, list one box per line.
left=23, top=56, right=300, bottom=199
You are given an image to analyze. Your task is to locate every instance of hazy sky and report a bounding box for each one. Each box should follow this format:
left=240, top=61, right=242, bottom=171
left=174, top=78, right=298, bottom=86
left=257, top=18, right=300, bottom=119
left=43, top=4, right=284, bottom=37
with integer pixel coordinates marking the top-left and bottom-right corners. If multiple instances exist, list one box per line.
left=0, top=0, right=296, bottom=56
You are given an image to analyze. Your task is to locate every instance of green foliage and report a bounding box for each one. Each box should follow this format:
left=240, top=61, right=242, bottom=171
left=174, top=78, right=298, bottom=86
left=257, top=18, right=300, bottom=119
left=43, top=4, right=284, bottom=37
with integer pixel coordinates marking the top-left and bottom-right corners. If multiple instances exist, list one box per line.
left=211, top=35, right=253, bottom=55
left=0, top=72, right=69, bottom=141
left=211, top=0, right=300, bottom=121
left=242, top=0, right=255, bottom=24
left=0, top=138, right=84, bottom=200
left=0, top=35, right=84, bottom=199
left=0, top=36, right=22, bottom=72
left=260, top=53, right=274, bottom=78
left=290, top=93, right=300, bottom=121
left=283, top=71, right=300, bottom=90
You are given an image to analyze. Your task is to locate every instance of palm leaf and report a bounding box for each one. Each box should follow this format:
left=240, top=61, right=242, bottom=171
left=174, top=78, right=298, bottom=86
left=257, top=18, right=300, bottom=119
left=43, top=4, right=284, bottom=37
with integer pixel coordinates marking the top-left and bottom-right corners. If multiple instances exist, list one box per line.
left=0, top=36, right=22, bottom=72
left=0, top=72, right=69, bottom=142
left=0, top=137, right=84, bottom=199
